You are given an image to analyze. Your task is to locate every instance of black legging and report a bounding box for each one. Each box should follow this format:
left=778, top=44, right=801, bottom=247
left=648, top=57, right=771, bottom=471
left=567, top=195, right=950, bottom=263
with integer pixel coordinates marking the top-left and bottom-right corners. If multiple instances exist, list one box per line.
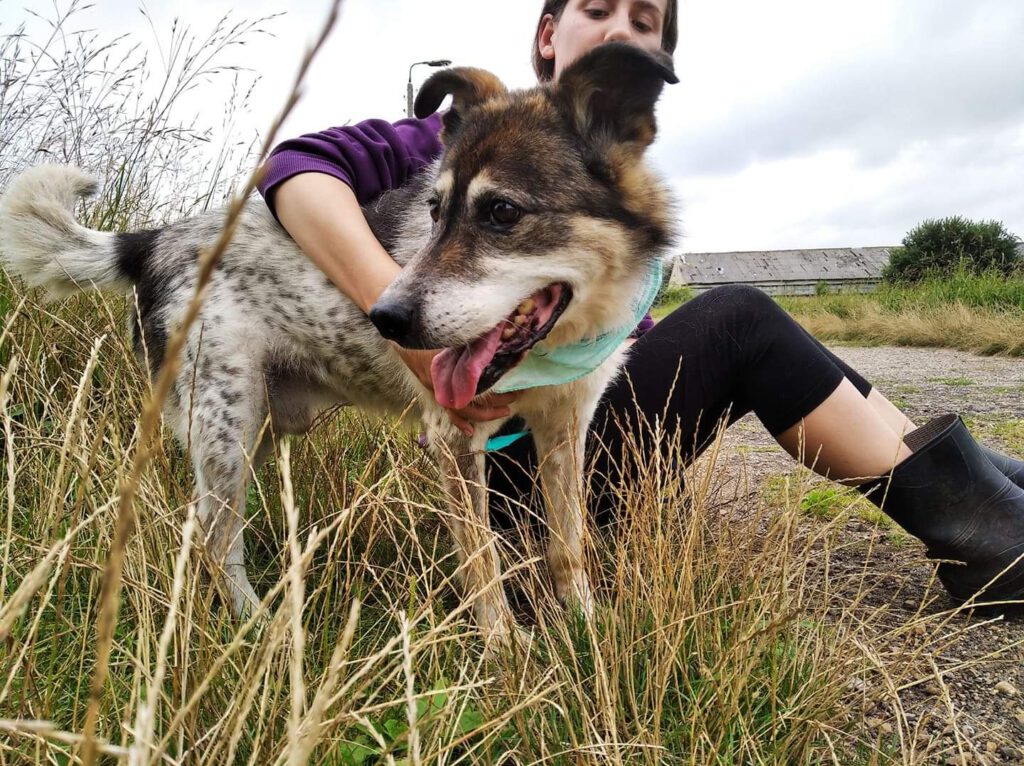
left=486, top=284, right=875, bottom=528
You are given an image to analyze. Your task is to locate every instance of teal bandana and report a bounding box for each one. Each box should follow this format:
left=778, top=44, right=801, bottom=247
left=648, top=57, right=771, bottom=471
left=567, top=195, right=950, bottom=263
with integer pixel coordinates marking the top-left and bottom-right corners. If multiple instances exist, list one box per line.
left=484, top=261, right=664, bottom=452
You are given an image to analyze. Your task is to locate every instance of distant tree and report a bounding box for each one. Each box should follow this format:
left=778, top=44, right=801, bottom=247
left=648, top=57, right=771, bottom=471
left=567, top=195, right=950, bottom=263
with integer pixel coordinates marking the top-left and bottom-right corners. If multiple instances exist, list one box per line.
left=883, top=216, right=1022, bottom=283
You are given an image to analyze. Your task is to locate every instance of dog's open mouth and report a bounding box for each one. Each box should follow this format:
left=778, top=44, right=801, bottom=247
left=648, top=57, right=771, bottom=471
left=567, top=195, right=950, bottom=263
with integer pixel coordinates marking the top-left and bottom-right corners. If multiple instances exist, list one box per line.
left=430, top=282, right=572, bottom=410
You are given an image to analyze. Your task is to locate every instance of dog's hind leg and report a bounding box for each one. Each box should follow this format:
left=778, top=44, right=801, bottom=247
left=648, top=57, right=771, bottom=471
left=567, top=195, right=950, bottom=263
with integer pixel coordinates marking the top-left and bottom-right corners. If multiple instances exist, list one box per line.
left=182, top=346, right=271, bottom=619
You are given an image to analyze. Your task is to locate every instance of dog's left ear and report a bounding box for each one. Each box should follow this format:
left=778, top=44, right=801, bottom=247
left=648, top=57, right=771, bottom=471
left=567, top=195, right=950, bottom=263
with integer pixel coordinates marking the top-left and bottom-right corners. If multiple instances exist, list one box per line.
left=555, top=42, right=678, bottom=153
left=415, top=67, right=509, bottom=144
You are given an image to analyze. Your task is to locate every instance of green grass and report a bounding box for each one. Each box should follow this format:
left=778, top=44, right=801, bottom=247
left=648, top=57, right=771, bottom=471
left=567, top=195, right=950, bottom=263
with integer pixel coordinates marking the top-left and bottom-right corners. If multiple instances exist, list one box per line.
left=0, top=273, right=11, bottom=320
left=928, top=376, right=975, bottom=387
left=992, top=419, right=1024, bottom=452
left=877, top=268, right=1024, bottom=312
left=655, top=273, right=1024, bottom=357
left=772, top=270, right=1024, bottom=318
left=892, top=384, right=921, bottom=395
left=992, top=385, right=1024, bottom=395
left=762, top=474, right=909, bottom=547
left=966, top=417, right=1024, bottom=456
left=888, top=396, right=910, bottom=410
left=0, top=274, right=933, bottom=763
left=0, top=4, right=1003, bottom=757
left=652, top=283, right=695, bottom=320
left=774, top=276, right=1024, bottom=356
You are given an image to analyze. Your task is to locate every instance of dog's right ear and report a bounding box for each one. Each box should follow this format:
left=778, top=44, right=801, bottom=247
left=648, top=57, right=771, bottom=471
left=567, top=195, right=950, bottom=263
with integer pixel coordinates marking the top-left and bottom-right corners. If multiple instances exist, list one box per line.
left=415, top=68, right=509, bottom=144
left=555, top=42, right=678, bottom=155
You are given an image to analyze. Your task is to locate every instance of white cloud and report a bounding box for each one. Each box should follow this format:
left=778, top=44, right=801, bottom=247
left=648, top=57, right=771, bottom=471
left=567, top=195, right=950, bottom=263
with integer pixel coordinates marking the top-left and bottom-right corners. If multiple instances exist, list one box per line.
left=2, top=0, right=1021, bottom=251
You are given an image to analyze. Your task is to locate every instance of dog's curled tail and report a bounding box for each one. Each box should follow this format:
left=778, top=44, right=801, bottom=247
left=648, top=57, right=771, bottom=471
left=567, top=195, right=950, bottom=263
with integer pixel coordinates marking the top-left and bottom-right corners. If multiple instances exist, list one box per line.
left=0, top=165, right=134, bottom=299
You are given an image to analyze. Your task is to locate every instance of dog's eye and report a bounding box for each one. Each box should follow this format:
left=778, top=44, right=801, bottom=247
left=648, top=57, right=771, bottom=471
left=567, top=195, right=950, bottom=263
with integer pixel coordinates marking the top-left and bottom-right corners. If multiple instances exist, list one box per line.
left=489, top=200, right=521, bottom=228
left=428, top=199, right=440, bottom=223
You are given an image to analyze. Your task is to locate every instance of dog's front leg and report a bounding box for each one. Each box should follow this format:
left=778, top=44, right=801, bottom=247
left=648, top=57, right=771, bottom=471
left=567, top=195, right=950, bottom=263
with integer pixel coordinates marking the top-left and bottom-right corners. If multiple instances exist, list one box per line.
left=530, top=413, right=596, bottom=619
left=424, top=416, right=517, bottom=646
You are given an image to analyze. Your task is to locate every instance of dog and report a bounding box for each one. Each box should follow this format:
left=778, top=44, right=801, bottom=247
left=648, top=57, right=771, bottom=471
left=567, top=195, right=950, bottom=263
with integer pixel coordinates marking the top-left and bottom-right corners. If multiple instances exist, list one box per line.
left=0, top=42, right=677, bottom=646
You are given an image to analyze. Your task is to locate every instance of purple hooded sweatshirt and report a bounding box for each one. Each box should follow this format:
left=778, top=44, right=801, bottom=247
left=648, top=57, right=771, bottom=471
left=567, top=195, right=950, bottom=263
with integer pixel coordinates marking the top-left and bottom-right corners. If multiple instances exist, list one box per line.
left=257, top=113, right=656, bottom=338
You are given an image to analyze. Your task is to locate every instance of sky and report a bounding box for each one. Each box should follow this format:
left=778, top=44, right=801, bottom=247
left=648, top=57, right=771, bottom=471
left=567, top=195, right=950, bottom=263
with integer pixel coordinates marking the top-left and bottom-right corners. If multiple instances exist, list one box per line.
left=2, top=0, right=1022, bottom=253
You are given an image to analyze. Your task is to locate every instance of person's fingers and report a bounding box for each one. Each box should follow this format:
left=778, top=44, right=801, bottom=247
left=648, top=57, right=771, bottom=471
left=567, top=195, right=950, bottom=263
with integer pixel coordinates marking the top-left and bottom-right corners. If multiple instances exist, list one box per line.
left=447, top=410, right=474, bottom=437
left=479, top=391, right=520, bottom=407
left=445, top=400, right=512, bottom=435
left=437, top=389, right=523, bottom=435
left=463, top=404, right=512, bottom=421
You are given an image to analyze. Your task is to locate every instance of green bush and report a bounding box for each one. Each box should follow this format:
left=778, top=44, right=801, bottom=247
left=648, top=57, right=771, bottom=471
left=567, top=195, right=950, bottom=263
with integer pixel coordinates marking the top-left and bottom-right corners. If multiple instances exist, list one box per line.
left=654, top=282, right=695, bottom=308
left=883, top=216, right=1021, bottom=284
left=875, top=267, right=1024, bottom=312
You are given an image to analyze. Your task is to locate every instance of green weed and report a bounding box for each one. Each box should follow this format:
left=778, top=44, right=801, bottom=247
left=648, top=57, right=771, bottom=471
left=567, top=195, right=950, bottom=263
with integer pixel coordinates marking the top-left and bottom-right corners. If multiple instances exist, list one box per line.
left=928, top=377, right=975, bottom=387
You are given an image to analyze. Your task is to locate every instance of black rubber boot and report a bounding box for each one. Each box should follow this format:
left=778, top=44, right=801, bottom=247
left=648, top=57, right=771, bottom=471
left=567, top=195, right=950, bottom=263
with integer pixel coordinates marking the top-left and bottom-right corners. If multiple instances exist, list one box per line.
left=982, top=445, right=1024, bottom=487
left=859, top=414, right=1024, bottom=604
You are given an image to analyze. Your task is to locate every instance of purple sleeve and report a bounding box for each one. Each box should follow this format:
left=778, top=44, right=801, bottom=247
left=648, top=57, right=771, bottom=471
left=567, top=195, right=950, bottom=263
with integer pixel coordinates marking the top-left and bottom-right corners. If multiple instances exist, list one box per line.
left=258, top=113, right=444, bottom=213
left=629, top=313, right=656, bottom=339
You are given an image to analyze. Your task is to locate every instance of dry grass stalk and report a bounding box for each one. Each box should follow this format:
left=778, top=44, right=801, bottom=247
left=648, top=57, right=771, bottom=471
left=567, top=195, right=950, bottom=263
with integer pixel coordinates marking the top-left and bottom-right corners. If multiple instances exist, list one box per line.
left=793, top=301, right=1024, bottom=357
left=76, top=2, right=344, bottom=763
left=1, top=354, right=19, bottom=597
left=2, top=6, right=1022, bottom=764
left=0, top=718, right=130, bottom=760
left=280, top=438, right=309, bottom=764
left=1, top=0, right=272, bottom=228
left=127, top=505, right=197, bottom=766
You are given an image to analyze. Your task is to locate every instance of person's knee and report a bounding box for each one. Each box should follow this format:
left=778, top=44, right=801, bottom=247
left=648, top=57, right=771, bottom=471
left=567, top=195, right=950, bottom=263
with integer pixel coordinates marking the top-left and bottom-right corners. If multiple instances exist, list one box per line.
left=701, top=284, right=782, bottom=329
left=654, top=284, right=779, bottom=338
left=714, top=284, right=774, bottom=310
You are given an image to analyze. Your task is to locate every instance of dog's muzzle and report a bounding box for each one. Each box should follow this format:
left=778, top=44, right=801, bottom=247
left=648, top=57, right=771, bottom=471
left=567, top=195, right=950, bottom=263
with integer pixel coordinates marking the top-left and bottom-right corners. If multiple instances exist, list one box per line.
left=369, top=299, right=425, bottom=348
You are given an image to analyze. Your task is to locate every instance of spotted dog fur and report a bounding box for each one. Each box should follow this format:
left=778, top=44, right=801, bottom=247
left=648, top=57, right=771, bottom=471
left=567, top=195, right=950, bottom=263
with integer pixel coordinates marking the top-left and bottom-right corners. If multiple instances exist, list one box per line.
left=0, top=43, right=677, bottom=646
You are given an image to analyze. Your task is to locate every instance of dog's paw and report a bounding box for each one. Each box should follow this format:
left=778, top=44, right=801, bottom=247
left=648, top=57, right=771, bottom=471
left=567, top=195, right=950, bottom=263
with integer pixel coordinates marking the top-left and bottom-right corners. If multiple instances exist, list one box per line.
left=575, top=579, right=596, bottom=620
left=481, top=622, right=536, bottom=662
left=226, top=574, right=267, bottom=625
left=554, top=572, right=596, bottom=621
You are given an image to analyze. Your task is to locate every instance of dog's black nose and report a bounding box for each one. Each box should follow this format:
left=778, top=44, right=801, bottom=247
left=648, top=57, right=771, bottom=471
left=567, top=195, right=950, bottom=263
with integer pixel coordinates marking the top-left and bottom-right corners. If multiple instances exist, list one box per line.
left=369, top=299, right=416, bottom=345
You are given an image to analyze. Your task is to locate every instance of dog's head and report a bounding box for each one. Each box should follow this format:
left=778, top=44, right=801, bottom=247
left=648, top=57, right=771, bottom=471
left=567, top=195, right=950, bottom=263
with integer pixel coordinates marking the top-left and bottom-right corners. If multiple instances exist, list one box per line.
left=370, top=42, right=678, bottom=409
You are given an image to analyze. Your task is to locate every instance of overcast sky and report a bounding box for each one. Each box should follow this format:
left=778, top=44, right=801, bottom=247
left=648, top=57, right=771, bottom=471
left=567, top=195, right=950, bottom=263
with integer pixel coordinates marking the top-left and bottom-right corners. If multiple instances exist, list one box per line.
left=3, top=0, right=1022, bottom=252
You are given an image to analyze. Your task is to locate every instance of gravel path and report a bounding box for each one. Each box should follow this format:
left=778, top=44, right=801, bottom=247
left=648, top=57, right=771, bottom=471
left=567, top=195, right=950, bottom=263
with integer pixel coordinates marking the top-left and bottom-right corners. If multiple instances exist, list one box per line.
left=712, top=345, right=1024, bottom=764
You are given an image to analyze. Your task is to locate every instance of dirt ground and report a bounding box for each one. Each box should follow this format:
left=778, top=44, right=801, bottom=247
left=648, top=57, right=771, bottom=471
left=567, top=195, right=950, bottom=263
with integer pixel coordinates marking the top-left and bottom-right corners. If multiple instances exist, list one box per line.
left=713, top=345, right=1024, bottom=764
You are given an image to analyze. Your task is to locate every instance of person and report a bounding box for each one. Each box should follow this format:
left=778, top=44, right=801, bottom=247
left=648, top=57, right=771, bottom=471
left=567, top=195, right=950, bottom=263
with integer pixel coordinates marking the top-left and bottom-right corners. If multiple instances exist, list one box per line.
left=258, top=0, right=1024, bottom=603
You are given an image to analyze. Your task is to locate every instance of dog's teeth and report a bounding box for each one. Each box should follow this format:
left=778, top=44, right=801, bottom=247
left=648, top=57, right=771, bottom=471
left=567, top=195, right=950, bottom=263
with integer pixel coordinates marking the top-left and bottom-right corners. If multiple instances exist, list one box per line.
left=502, top=327, right=516, bottom=340
left=518, top=298, right=535, bottom=314
left=514, top=314, right=528, bottom=326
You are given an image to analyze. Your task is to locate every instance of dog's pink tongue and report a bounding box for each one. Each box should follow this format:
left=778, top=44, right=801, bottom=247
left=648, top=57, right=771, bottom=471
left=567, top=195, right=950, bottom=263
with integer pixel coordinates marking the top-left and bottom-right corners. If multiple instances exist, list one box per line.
left=431, top=325, right=504, bottom=410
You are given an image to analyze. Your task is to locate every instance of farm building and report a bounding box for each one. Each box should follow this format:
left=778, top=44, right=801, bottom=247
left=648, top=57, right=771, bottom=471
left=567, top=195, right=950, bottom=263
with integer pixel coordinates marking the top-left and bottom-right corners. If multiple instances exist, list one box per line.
left=668, top=247, right=894, bottom=296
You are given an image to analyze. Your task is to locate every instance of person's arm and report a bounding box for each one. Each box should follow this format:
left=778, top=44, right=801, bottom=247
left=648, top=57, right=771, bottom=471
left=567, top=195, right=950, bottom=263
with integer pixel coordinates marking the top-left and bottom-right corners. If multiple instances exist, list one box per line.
left=263, top=118, right=517, bottom=431
left=259, top=115, right=446, bottom=310
left=273, top=172, right=400, bottom=314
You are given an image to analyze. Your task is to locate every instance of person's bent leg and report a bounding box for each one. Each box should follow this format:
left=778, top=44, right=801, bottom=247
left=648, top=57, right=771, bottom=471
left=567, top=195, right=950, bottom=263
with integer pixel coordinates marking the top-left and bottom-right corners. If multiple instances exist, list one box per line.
left=586, top=285, right=912, bottom=522
left=797, top=325, right=919, bottom=437
left=776, top=379, right=911, bottom=482
left=486, top=284, right=1024, bottom=603
left=793, top=320, right=1024, bottom=601
left=805, top=326, right=1024, bottom=485
left=595, top=285, right=1024, bottom=602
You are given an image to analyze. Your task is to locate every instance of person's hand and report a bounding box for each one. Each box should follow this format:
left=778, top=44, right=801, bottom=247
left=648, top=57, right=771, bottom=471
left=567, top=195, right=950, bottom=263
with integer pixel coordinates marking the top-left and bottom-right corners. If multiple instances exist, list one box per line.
left=391, top=343, right=520, bottom=436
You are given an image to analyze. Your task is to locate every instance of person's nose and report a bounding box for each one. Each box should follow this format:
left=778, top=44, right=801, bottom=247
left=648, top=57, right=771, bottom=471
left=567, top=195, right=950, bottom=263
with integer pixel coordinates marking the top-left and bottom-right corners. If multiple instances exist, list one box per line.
left=603, top=11, right=633, bottom=43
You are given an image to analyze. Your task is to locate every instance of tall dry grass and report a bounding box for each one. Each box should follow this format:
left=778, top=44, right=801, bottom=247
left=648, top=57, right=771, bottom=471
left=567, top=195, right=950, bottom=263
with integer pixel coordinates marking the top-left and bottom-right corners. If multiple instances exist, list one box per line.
left=4, top=278, right=990, bottom=764
left=0, top=3, right=1019, bottom=764
left=777, top=272, right=1024, bottom=356
left=0, top=0, right=271, bottom=229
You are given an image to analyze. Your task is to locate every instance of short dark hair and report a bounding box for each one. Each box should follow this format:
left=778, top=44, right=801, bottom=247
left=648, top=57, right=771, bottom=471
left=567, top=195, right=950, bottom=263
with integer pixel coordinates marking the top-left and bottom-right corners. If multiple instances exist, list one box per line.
left=531, top=0, right=679, bottom=82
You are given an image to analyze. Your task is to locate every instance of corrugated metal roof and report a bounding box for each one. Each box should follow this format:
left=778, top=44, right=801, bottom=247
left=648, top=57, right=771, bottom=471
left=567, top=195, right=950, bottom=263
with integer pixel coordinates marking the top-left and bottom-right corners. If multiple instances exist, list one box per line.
left=669, top=247, right=894, bottom=295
